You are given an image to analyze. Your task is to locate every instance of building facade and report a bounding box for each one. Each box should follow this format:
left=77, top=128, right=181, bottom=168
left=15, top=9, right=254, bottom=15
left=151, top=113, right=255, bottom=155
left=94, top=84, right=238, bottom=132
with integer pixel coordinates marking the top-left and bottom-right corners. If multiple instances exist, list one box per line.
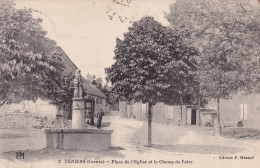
left=206, top=94, right=260, bottom=128
left=119, top=101, right=189, bottom=125
left=119, top=93, right=260, bottom=128
left=83, top=81, right=108, bottom=116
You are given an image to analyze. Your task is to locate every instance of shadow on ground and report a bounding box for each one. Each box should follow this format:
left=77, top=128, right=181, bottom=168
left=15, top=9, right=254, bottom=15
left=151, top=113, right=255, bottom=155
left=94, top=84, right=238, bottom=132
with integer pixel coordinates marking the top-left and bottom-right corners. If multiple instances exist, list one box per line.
left=101, top=122, right=111, bottom=128
left=222, top=127, right=260, bottom=139
left=0, top=146, right=125, bottom=162
left=0, top=133, right=30, bottom=139
left=152, top=144, right=243, bottom=155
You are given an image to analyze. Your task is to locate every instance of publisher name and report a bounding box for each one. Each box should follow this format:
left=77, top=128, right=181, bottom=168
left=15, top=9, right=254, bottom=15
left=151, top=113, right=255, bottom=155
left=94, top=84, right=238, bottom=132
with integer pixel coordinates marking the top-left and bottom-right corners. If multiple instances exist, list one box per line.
left=219, top=156, right=254, bottom=160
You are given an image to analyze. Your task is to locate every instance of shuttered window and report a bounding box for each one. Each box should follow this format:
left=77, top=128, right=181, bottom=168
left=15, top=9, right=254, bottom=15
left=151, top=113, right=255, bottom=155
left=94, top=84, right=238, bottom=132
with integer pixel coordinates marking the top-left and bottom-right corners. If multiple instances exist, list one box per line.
left=240, top=104, right=248, bottom=120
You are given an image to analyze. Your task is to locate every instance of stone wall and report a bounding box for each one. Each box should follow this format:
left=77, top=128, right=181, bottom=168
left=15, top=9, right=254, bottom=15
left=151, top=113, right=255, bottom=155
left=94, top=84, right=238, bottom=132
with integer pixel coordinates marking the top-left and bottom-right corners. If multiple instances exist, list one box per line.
left=0, top=99, right=57, bottom=120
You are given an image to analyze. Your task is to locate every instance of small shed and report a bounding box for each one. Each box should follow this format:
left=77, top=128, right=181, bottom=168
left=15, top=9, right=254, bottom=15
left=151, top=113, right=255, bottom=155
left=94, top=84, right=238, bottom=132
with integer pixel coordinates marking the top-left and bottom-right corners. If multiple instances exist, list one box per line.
left=200, top=109, right=217, bottom=127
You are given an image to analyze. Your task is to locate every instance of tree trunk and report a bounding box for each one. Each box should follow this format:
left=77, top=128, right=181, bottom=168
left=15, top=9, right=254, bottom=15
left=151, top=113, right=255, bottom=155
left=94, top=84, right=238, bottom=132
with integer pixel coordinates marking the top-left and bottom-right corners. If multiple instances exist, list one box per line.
left=0, top=101, right=6, bottom=108
left=198, top=96, right=201, bottom=126
left=185, top=107, right=187, bottom=125
left=147, top=102, right=152, bottom=147
left=215, top=97, right=221, bottom=136
left=180, top=96, right=182, bottom=125
left=180, top=105, right=182, bottom=126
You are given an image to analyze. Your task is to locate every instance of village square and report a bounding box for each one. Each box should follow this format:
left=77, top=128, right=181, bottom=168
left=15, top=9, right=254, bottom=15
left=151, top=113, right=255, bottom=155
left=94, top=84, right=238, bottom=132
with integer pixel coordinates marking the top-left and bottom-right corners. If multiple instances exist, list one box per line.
left=0, top=0, right=260, bottom=168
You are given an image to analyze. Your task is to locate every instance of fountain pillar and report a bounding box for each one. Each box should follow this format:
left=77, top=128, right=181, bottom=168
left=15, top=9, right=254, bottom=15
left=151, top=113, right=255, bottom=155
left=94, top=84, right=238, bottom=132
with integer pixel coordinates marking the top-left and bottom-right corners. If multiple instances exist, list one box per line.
left=44, top=69, right=113, bottom=151
left=71, top=69, right=85, bottom=128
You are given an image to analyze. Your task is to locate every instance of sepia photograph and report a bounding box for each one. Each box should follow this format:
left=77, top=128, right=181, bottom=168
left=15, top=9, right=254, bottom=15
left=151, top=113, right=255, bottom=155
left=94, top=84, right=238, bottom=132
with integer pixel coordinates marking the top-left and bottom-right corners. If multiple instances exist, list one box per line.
left=0, top=0, right=260, bottom=167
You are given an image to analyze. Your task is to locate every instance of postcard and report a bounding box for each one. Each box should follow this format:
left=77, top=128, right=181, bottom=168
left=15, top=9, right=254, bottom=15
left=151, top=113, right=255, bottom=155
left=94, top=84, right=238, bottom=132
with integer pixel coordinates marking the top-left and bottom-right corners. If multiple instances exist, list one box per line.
left=0, top=0, right=260, bottom=168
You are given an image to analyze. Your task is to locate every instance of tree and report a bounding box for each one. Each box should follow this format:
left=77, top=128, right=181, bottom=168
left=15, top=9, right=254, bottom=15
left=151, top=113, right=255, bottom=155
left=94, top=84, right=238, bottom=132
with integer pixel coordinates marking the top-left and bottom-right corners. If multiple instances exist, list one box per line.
left=166, top=0, right=260, bottom=135
left=0, top=0, right=70, bottom=107
left=101, top=83, right=119, bottom=107
left=106, top=16, right=199, bottom=147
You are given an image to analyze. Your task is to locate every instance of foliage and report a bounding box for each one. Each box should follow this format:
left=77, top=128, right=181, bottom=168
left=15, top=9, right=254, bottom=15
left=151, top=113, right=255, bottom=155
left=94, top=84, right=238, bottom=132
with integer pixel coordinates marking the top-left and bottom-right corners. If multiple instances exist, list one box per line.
left=101, top=84, right=118, bottom=105
left=0, top=0, right=71, bottom=106
left=106, top=16, right=199, bottom=146
left=165, top=0, right=260, bottom=99
left=106, top=16, right=199, bottom=106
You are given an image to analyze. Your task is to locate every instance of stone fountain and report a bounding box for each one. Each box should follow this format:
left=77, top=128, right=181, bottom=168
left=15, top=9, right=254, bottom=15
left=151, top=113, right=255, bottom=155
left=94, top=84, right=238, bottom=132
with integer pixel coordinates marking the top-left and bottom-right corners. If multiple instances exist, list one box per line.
left=44, top=69, right=113, bottom=151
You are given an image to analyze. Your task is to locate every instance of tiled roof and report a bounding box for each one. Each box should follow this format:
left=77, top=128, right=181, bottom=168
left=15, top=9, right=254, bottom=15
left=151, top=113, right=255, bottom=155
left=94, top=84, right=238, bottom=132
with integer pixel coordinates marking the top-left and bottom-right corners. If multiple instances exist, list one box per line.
left=82, top=82, right=106, bottom=98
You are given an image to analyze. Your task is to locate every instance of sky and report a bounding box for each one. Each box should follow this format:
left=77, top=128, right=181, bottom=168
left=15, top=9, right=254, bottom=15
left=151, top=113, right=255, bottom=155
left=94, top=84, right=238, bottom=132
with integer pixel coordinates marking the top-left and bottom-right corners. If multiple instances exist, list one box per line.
left=15, top=0, right=176, bottom=81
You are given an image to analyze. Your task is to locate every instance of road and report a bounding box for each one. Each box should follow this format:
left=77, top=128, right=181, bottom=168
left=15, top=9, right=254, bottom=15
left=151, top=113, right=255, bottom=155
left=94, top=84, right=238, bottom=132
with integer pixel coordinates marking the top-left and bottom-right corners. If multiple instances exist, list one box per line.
left=0, top=116, right=260, bottom=168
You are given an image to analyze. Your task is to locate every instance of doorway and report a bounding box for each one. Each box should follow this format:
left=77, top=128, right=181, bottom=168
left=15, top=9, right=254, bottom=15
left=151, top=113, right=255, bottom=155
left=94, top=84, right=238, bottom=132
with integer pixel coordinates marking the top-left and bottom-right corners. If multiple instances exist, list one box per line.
left=85, top=99, right=95, bottom=125
left=191, top=109, right=196, bottom=125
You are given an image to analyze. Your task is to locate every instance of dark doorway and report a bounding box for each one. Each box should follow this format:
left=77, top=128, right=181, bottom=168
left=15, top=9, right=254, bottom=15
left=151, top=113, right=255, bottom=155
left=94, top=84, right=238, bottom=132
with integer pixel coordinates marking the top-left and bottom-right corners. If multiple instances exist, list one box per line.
left=86, top=99, right=95, bottom=125
left=191, top=109, right=196, bottom=125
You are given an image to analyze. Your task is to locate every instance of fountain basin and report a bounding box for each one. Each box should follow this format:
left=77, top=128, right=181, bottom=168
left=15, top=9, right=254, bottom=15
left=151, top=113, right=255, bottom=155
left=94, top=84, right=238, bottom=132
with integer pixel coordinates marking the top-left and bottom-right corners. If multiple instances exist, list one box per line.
left=44, top=128, right=113, bottom=151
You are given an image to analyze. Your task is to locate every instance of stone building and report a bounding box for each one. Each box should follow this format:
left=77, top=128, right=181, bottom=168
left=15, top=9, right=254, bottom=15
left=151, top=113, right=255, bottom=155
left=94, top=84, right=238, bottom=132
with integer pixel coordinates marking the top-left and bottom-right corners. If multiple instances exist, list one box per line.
left=119, top=101, right=188, bottom=125
left=206, top=94, right=260, bottom=128
left=83, top=80, right=108, bottom=117
left=119, top=93, right=260, bottom=128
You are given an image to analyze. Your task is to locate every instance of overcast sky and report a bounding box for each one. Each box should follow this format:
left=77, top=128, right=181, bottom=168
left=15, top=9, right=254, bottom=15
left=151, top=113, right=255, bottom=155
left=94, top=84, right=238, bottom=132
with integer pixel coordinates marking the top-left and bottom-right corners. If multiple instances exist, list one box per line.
left=15, top=0, right=176, bottom=81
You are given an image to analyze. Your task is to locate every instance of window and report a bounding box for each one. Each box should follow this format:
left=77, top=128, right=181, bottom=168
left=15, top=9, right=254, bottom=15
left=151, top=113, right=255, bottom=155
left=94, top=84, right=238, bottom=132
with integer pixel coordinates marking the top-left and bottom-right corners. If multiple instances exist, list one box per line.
left=100, top=98, right=103, bottom=104
left=166, top=106, right=174, bottom=119
left=240, top=104, right=248, bottom=120
left=96, top=97, right=100, bottom=104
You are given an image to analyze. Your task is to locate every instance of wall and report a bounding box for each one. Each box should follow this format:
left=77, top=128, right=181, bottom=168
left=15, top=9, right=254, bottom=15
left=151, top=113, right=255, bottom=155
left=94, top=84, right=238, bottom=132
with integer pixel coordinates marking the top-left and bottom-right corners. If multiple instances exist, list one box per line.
left=132, top=103, right=141, bottom=119
left=94, top=97, right=107, bottom=114
left=119, top=101, right=127, bottom=117
left=152, top=103, right=166, bottom=123
left=206, top=94, right=260, bottom=128
left=132, top=103, right=147, bottom=120
left=0, top=99, right=57, bottom=120
left=118, top=94, right=260, bottom=128
left=126, top=103, right=132, bottom=118
left=86, top=95, right=107, bottom=115
left=186, top=108, right=192, bottom=125
left=118, top=101, right=187, bottom=125
left=164, top=105, right=185, bottom=125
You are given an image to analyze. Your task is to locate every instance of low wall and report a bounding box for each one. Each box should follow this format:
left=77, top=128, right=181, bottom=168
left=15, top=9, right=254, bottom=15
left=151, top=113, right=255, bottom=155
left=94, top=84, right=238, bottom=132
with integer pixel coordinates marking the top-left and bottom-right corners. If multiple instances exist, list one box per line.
left=0, top=100, right=57, bottom=120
